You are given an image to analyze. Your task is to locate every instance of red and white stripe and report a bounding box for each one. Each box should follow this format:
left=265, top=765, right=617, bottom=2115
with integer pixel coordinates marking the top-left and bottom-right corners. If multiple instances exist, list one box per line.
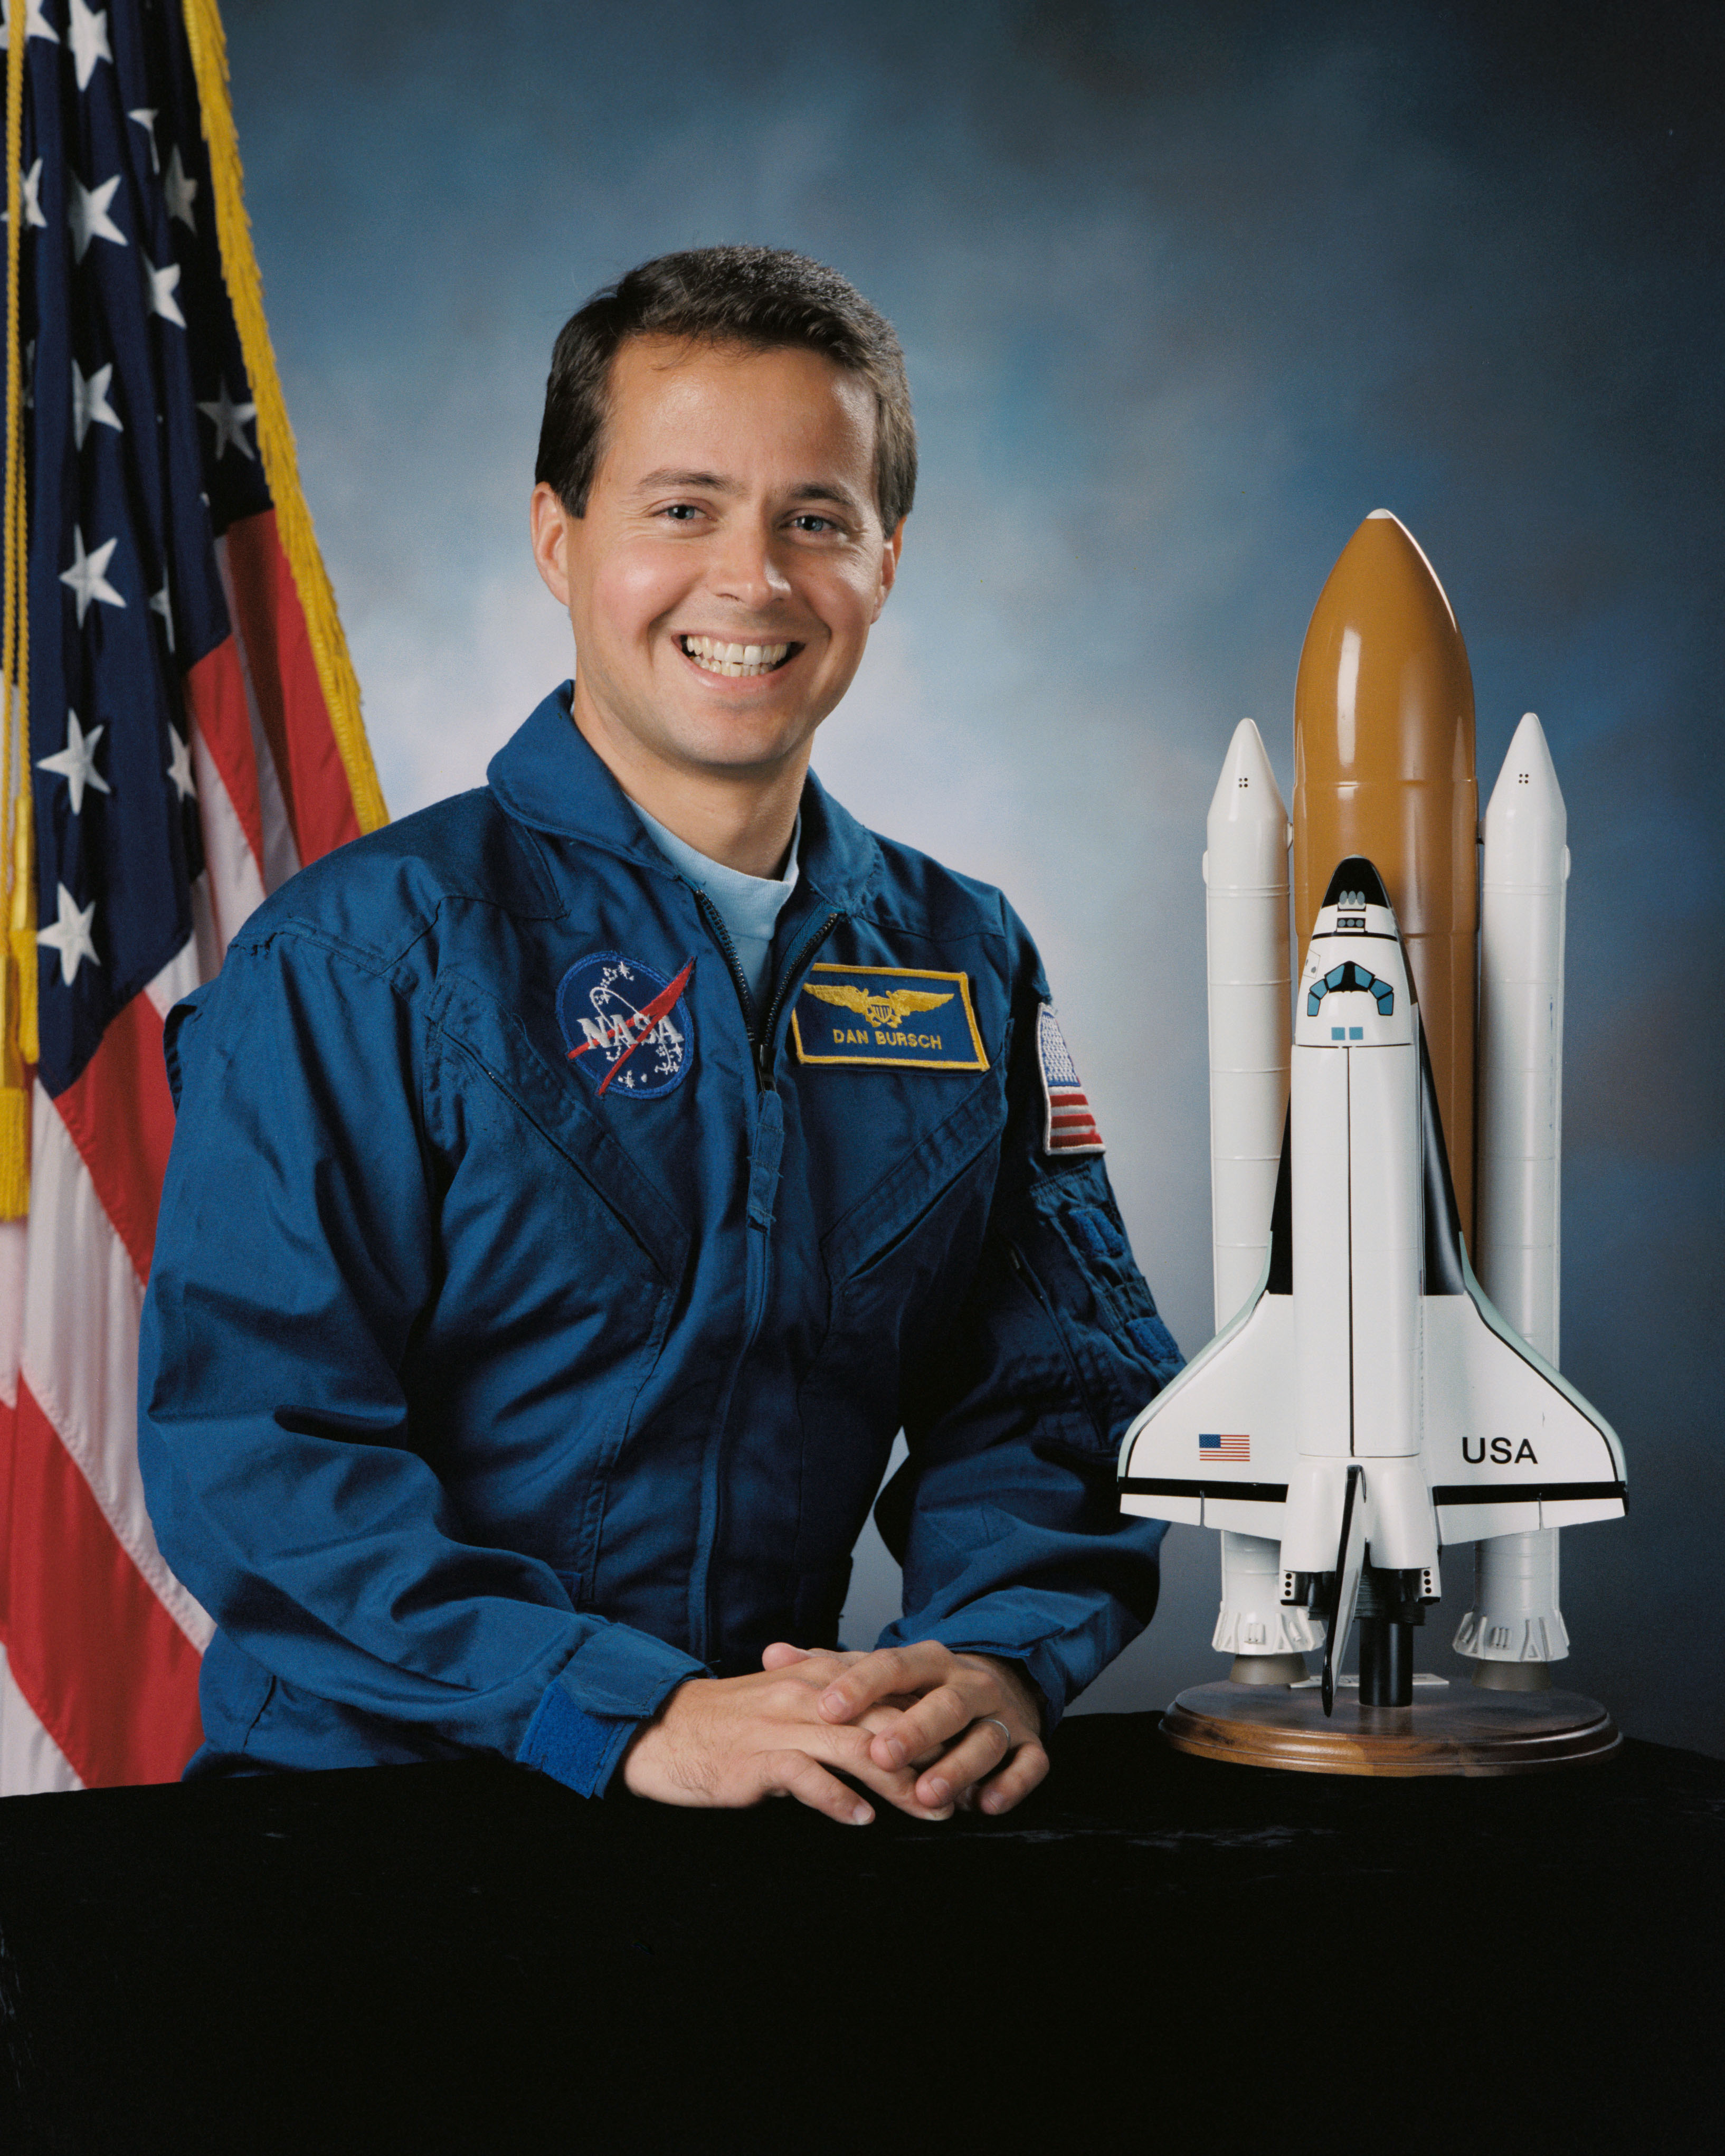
left=0, top=507, right=365, bottom=1794
left=1046, top=1086, right=1104, bottom=1153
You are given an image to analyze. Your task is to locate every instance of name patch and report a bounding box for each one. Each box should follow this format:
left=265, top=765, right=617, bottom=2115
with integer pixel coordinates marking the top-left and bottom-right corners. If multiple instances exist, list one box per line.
left=791, top=964, right=987, bottom=1072
left=557, top=951, right=696, bottom=1099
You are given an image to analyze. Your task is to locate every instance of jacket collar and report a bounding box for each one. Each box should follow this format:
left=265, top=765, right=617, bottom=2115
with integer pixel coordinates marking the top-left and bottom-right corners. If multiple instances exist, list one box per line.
left=487, top=683, right=883, bottom=913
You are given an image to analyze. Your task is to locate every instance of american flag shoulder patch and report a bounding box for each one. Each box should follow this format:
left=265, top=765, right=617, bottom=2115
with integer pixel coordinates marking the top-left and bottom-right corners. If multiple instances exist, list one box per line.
left=1037, top=1004, right=1104, bottom=1156
left=1200, top=1433, right=1252, bottom=1463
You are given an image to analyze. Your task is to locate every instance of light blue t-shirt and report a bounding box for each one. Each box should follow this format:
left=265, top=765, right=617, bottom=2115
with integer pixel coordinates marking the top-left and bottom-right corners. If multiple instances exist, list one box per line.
left=632, top=801, right=800, bottom=1009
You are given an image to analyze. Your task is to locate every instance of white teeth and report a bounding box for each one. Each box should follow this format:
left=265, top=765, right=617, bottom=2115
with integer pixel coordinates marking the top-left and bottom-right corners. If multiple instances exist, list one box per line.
left=680, top=635, right=791, bottom=678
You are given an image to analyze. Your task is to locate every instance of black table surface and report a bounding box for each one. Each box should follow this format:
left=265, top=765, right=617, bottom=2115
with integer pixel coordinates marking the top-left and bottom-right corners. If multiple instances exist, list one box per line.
left=2, top=1711, right=1720, bottom=2153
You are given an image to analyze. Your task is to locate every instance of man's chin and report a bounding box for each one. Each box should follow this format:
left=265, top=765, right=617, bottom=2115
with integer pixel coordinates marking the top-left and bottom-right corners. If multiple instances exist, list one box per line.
left=574, top=680, right=831, bottom=787
left=656, top=707, right=828, bottom=778
left=671, top=743, right=816, bottom=784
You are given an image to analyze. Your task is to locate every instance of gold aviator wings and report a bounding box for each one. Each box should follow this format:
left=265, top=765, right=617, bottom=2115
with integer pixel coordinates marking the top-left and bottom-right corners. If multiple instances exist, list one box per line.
left=879, top=990, right=954, bottom=1022
left=802, top=983, right=955, bottom=1027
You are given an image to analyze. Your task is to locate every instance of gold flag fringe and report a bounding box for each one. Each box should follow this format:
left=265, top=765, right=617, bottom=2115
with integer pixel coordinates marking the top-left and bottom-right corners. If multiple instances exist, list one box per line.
left=1, top=11, right=34, bottom=1218
left=181, top=0, right=387, bottom=835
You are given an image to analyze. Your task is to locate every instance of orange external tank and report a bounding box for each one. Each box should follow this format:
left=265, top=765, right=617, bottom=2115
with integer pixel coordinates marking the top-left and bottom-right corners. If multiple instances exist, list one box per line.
left=1293, top=510, right=1479, bottom=1241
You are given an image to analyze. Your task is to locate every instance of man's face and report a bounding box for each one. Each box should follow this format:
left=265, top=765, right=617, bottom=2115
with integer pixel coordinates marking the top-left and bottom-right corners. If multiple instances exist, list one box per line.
left=533, top=336, right=902, bottom=786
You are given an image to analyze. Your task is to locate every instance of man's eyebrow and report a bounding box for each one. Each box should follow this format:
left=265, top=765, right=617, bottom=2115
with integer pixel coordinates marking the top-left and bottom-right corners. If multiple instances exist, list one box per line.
left=788, top=479, right=866, bottom=513
left=633, top=467, right=741, bottom=495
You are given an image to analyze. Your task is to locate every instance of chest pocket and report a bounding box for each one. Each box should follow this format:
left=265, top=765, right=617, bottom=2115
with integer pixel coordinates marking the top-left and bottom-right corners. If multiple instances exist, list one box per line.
left=426, top=970, right=686, bottom=1284
left=414, top=973, right=688, bottom=1558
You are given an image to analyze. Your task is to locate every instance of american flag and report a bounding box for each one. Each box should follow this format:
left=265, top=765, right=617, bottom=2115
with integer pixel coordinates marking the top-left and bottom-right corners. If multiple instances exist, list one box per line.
left=1199, top=1433, right=1251, bottom=1463
left=0, top=0, right=383, bottom=1794
left=1036, top=1001, right=1104, bottom=1156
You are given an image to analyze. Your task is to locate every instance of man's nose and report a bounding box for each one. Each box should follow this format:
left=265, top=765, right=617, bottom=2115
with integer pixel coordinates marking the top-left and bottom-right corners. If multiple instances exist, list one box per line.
left=708, top=515, right=792, bottom=610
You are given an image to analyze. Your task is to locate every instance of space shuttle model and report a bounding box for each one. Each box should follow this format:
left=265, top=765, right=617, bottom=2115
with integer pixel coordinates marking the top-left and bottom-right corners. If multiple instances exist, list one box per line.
left=1119, top=512, right=1626, bottom=1715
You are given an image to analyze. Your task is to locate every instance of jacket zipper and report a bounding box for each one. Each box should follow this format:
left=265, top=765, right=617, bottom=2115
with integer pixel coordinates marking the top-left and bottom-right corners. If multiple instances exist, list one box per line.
left=691, top=888, right=761, bottom=1046
left=760, top=909, right=843, bottom=1082
left=691, top=890, right=843, bottom=1090
left=685, top=894, right=843, bottom=1659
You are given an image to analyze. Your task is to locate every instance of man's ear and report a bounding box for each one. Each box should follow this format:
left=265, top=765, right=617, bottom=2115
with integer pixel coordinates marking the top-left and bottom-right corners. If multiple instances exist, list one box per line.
left=530, top=483, right=572, bottom=608
left=873, top=516, right=906, bottom=621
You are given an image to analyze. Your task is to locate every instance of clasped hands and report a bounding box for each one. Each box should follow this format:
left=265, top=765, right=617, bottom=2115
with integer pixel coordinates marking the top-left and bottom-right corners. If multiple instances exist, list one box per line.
left=620, top=1640, right=1050, bottom=1826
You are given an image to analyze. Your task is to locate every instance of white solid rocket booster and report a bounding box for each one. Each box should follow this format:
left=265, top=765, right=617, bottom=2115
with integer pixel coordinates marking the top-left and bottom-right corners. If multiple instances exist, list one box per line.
left=1455, top=713, right=1571, bottom=1681
left=1202, top=721, right=1320, bottom=1671
left=1205, top=718, right=1292, bottom=1330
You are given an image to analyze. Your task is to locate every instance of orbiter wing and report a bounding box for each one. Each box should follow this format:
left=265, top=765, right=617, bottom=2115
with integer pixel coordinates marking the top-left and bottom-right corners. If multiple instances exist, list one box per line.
left=1118, top=1088, right=1627, bottom=1548
left=1117, top=1264, right=1298, bottom=1537
left=1423, top=1249, right=1626, bottom=1544
left=1417, top=1033, right=1626, bottom=1544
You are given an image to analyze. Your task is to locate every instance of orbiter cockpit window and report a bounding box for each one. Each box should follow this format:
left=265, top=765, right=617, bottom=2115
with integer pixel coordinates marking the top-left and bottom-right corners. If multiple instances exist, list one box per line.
left=1307, top=962, right=1395, bottom=1018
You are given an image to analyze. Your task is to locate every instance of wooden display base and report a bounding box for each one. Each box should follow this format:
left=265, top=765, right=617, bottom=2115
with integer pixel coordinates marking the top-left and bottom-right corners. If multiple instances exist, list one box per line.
left=1162, top=1679, right=1620, bottom=1777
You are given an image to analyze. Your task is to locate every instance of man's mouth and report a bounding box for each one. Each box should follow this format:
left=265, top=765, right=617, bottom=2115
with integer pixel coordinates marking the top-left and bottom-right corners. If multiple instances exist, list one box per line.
left=679, top=635, right=797, bottom=679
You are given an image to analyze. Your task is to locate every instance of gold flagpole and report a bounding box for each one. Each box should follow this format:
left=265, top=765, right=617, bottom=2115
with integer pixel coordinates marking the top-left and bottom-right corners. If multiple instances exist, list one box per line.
left=0, top=8, right=34, bottom=1217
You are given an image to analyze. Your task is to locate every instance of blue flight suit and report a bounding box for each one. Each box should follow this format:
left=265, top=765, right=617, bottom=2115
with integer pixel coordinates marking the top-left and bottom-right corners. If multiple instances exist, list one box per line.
left=138, top=687, right=1181, bottom=1795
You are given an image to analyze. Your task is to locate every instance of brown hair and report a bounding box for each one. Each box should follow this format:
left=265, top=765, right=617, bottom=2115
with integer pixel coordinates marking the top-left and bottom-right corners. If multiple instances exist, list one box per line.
left=535, top=246, right=916, bottom=532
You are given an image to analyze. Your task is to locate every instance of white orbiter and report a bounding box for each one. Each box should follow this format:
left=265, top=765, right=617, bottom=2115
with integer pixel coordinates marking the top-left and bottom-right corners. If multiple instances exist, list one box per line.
left=1118, top=853, right=1626, bottom=1713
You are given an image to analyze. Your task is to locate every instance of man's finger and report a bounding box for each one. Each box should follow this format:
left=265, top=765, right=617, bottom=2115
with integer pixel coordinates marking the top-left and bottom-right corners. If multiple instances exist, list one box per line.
left=977, top=1741, right=1051, bottom=1817
left=817, top=1641, right=943, bottom=1722
left=764, top=1706, right=953, bottom=1822
left=761, top=1748, right=876, bottom=1827
left=865, top=1679, right=974, bottom=1771
left=909, top=1712, right=1016, bottom=1810
left=756, top=1670, right=954, bottom=1820
left=820, top=1724, right=954, bottom=1821
left=761, top=1640, right=822, bottom=1670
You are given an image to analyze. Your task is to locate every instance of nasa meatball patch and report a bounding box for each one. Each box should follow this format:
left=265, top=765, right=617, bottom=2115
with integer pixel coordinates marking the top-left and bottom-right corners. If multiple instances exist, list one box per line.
left=557, top=952, right=696, bottom=1099
left=1037, top=1004, right=1104, bottom=1155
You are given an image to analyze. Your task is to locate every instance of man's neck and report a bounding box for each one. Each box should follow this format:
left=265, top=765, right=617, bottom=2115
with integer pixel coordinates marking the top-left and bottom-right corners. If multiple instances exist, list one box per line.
left=571, top=698, right=805, bottom=880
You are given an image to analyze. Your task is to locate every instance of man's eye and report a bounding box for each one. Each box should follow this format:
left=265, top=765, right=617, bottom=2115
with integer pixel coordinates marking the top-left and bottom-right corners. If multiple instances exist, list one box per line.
left=661, top=503, right=703, bottom=522
left=792, top=514, right=839, bottom=534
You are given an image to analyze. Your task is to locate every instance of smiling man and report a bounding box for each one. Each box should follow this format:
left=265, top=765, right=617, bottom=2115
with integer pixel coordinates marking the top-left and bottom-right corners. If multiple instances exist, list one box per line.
left=139, top=248, right=1183, bottom=1826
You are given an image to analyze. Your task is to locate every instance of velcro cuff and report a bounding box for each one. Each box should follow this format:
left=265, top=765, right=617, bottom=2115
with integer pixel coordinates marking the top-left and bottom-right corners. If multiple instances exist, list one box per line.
left=517, top=1684, right=636, bottom=1798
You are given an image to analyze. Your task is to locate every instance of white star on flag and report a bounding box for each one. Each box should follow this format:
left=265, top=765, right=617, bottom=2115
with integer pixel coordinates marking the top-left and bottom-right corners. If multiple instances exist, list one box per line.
left=59, top=525, right=126, bottom=623
left=150, top=576, right=175, bottom=652
left=1, top=1, right=60, bottom=49
left=197, top=377, right=258, bottom=462
left=67, top=0, right=111, bottom=89
left=5, top=156, right=46, bottom=229
left=68, top=172, right=126, bottom=263
left=37, top=710, right=111, bottom=815
left=71, top=357, right=122, bottom=448
left=163, top=145, right=197, bottom=231
left=127, top=107, right=160, bottom=173
left=37, top=883, right=100, bottom=987
left=144, top=252, right=186, bottom=327
left=166, top=726, right=196, bottom=803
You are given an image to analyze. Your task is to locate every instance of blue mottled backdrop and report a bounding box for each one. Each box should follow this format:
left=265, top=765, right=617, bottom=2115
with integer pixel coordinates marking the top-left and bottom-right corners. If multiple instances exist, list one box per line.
left=223, top=0, right=1722, bottom=1751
